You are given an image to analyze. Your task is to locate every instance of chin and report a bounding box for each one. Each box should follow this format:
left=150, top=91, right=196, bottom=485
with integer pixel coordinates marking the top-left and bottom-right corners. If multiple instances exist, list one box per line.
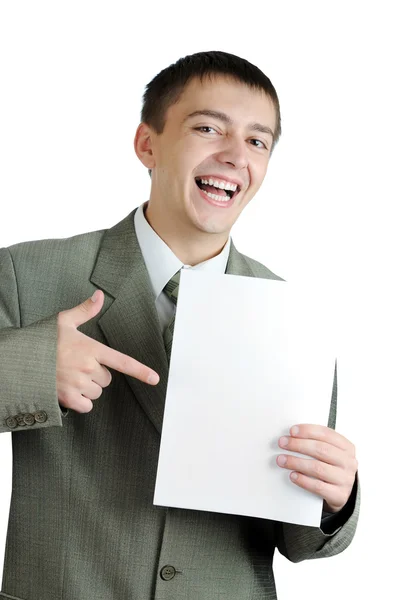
left=189, top=189, right=247, bottom=236
left=191, top=213, right=233, bottom=236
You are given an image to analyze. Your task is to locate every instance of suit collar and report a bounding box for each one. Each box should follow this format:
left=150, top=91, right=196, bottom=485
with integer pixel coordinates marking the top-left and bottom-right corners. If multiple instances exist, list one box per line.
left=225, top=239, right=256, bottom=278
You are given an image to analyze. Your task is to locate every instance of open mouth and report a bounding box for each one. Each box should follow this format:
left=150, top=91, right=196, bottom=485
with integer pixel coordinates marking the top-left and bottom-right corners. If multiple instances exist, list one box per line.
left=195, top=177, right=240, bottom=202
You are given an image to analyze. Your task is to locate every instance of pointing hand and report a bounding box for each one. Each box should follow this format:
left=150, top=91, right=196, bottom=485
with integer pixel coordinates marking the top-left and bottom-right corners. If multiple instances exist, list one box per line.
left=56, top=290, right=159, bottom=413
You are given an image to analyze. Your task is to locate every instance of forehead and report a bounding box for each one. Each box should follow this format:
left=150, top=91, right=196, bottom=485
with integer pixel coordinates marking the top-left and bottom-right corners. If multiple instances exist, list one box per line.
left=166, top=75, right=276, bottom=132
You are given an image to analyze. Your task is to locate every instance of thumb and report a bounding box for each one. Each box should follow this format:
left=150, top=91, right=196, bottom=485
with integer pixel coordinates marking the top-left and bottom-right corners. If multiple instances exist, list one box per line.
left=65, top=290, right=105, bottom=328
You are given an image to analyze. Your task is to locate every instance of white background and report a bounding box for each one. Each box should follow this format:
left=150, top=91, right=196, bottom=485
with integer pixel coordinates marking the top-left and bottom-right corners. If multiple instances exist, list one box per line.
left=0, top=1, right=396, bottom=597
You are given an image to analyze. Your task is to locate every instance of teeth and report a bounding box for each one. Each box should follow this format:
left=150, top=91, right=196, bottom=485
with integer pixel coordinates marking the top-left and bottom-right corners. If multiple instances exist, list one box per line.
left=202, top=190, right=231, bottom=202
left=200, top=178, right=238, bottom=192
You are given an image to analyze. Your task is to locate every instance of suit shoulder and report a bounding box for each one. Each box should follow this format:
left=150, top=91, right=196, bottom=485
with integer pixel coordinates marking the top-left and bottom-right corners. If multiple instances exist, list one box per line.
left=6, top=227, right=106, bottom=267
left=240, top=252, right=285, bottom=282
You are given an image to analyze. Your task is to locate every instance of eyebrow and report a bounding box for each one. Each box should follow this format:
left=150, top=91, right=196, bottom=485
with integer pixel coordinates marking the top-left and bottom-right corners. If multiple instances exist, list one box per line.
left=184, top=109, right=275, bottom=139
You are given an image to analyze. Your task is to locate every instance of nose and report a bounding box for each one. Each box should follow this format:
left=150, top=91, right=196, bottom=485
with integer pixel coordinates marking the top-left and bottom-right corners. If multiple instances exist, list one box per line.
left=216, top=135, right=249, bottom=170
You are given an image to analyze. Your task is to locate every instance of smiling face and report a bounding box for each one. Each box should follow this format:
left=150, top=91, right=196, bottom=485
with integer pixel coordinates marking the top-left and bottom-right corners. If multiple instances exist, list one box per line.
left=135, top=74, right=277, bottom=257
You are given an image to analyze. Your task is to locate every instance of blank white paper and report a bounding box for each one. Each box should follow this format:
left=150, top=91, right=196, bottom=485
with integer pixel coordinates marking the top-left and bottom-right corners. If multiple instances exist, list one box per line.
left=154, top=270, right=337, bottom=527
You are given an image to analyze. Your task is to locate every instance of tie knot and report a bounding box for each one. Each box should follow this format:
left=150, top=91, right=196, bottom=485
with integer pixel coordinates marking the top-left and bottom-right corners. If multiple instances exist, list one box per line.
left=163, top=269, right=181, bottom=306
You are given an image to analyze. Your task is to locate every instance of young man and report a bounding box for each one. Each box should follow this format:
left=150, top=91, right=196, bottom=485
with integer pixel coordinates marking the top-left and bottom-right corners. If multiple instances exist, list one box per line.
left=0, top=51, right=359, bottom=600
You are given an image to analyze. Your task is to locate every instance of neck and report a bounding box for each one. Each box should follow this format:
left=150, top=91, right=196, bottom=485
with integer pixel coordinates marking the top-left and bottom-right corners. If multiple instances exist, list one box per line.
left=144, top=202, right=229, bottom=266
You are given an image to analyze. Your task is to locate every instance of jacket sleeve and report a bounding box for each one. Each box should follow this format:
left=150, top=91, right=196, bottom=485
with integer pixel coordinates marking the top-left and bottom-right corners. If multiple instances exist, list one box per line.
left=275, top=361, right=361, bottom=562
left=0, top=247, right=63, bottom=434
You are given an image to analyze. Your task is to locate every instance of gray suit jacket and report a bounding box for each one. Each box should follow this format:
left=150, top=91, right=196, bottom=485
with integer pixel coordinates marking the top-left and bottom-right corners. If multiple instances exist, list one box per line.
left=0, top=209, right=360, bottom=600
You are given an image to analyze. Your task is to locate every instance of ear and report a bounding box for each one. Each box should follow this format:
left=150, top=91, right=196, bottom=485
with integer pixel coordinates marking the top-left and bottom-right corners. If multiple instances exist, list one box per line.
left=134, top=123, right=156, bottom=169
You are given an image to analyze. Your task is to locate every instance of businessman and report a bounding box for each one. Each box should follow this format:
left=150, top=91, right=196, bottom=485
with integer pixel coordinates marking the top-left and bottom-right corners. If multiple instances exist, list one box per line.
left=0, top=50, right=359, bottom=600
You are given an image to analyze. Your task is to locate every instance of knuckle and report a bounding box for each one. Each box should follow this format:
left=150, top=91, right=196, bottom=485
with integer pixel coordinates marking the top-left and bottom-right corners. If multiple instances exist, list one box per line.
left=79, top=301, right=90, bottom=314
left=119, top=355, right=130, bottom=373
left=81, top=359, right=95, bottom=375
left=314, top=479, right=324, bottom=494
left=75, top=375, right=87, bottom=389
left=317, top=442, right=329, bottom=458
left=291, top=440, right=299, bottom=452
left=139, top=365, right=149, bottom=381
left=312, top=461, right=324, bottom=478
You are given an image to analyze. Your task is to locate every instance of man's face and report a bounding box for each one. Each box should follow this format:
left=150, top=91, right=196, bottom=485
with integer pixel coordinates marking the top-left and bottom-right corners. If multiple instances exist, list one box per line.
left=143, top=75, right=277, bottom=236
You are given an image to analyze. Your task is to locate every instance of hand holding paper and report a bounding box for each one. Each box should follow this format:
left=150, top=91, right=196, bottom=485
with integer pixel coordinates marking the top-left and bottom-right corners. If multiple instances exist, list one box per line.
left=277, top=423, right=358, bottom=513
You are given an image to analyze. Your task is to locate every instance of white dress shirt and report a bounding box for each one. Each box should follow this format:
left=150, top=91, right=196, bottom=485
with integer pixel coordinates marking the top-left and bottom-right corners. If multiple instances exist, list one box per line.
left=134, top=202, right=231, bottom=333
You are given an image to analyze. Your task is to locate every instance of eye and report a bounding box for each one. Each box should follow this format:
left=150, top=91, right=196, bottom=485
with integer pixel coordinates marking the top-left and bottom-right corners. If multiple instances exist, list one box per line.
left=194, top=126, right=218, bottom=134
left=250, top=139, right=268, bottom=150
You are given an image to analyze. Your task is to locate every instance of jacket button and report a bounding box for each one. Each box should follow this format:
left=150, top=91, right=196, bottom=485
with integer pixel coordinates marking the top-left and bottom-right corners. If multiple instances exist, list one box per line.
left=34, top=411, right=48, bottom=424
left=23, top=413, right=35, bottom=426
left=5, top=416, right=17, bottom=429
left=160, top=565, right=176, bottom=581
left=16, top=413, right=26, bottom=427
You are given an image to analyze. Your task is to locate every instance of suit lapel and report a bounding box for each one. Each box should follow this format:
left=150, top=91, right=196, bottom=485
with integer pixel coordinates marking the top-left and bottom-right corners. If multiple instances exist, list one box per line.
left=90, top=209, right=169, bottom=434
left=90, top=211, right=273, bottom=435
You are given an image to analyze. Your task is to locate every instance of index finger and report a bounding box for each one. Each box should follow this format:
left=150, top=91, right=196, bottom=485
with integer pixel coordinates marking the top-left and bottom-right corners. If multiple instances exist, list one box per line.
left=96, top=342, right=160, bottom=385
left=290, top=424, right=353, bottom=452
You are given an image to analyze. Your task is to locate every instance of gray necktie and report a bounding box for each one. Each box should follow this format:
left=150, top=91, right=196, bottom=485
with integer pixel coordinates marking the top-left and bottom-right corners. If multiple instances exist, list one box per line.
left=163, top=269, right=181, bottom=362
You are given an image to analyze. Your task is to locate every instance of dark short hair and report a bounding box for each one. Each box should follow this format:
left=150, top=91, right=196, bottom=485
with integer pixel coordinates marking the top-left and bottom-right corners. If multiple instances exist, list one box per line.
left=141, top=50, right=282, bottom=177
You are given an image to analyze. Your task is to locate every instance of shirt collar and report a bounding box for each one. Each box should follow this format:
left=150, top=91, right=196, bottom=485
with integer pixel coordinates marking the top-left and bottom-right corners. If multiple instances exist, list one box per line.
left=134, top=202, right=231, bottom=300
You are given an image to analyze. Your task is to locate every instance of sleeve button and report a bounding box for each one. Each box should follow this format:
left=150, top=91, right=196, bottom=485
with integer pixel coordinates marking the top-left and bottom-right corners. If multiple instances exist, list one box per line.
left=5, top=416, right=17, bottom=429
left=16, top=413, right=26, bottom=427
left=34, top=411, right=48, bottom=424
left=23, top=413, right=35, bottom=426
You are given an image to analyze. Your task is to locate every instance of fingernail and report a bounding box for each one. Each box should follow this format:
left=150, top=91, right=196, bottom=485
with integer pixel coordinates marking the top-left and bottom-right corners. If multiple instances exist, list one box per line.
left=277, top=455, right=287, bottom=466
left=291, top=426, right=299, bottom=436
left=91, top=291, right=98, bottom=302
left=147, top=373, right=159, bottom=385
left=279, top=436, right=289, bottom=447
